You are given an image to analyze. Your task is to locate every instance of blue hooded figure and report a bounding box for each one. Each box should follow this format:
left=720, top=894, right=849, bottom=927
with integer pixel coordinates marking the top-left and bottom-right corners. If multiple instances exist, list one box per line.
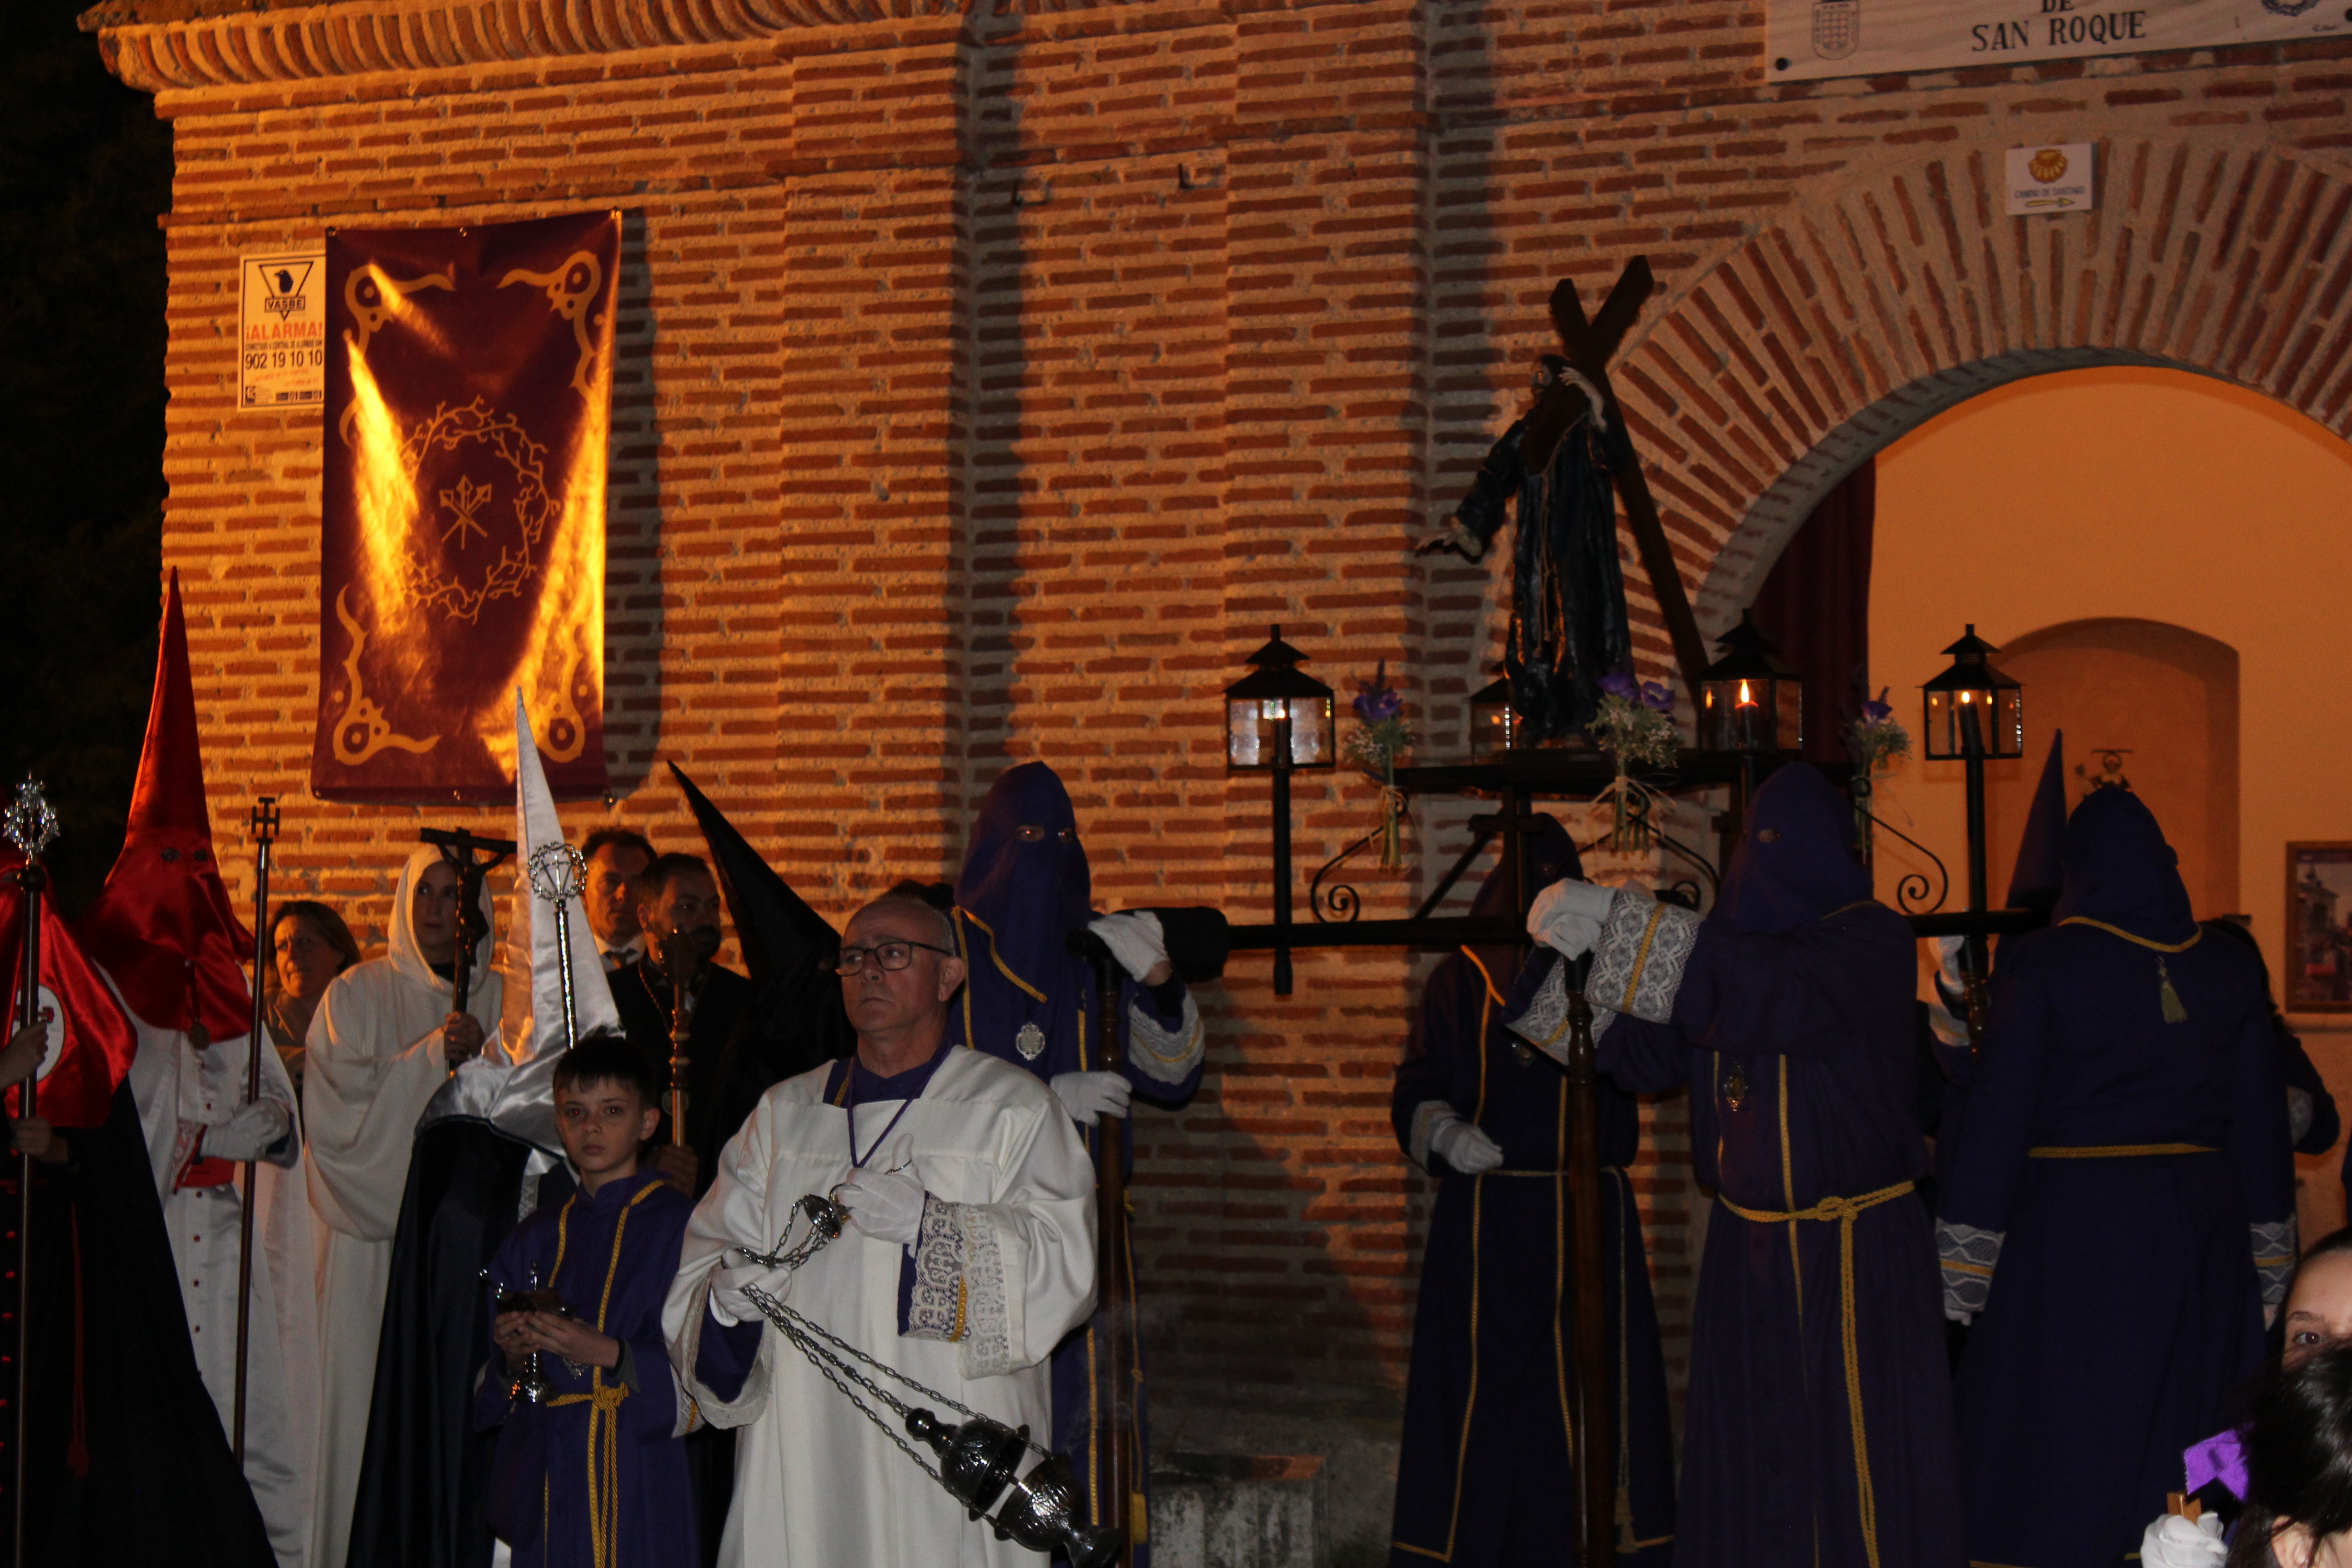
left=1387, top=817, right=1676, bottom=1564
left=1505, top=762, right=1963, bottom=1568
left=1940, top=786, right=2295, bottom=1567
left=948, top=760, right=1206, bottom=1563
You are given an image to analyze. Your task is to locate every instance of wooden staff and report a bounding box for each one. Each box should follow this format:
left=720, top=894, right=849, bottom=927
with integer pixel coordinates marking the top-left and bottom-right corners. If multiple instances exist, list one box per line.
left=1077, top=933, right=1137, bottom=1565
left=660, top=932, right=698, bottom=1148
left=230, top=797, right=279, bottom=1462
left=1563, top=956, right=1615, bottom=1567
left=7, top=779, right=57, bottom=1568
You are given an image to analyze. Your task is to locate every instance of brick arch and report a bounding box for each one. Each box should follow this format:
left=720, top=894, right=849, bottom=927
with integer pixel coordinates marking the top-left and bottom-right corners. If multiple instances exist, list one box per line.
left=1602, top=137, right=2352, bottom=648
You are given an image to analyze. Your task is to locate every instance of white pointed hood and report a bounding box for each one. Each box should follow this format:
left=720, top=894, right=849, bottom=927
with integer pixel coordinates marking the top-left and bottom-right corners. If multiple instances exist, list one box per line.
left=416, top=693, right=608, bottom=1157
left=511, top=687, right=621, bottom=1058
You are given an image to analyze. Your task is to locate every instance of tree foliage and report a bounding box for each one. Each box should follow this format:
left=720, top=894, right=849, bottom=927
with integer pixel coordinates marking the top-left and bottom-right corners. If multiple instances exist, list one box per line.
left=0, top=0, right=172, bottom=911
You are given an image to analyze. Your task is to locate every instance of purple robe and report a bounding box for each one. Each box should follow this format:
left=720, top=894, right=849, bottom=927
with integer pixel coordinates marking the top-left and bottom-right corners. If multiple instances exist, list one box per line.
left=946, top=762, right=1204, bottom=1560
left=1517, top=764, right=1962, bottom=1568
left=475, top=1168, right=698, bottom=1568
left=1940, top=788, right=2293, bottom=1567
left=1388, top=818, right=1675, bottom=1565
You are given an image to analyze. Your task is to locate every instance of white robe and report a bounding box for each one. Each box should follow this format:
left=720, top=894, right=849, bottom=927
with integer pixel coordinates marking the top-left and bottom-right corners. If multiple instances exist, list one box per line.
left=123, top=1004, right=318, bottom=1568
left=302, top=846, right=504, bottom=1568
left=665, top=1046, right=1097, bottom=1568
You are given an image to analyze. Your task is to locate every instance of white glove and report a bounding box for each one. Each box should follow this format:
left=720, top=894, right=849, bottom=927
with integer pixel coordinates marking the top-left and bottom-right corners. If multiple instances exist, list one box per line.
left=2138, top=1510, right=2225, bottom=1568
left=1087, top=912, right=1168, bottom=984
left=709, top=1259, right=793, bottom=1328
left=1944, top=1305, right=1975, bottom=1326
left=1429, top=1112, right=1504, bottom=1176
left=837, top=1135, right=926, bottom=1247
left=198, top=1099, right=292, bottom=1161
left=1934, top=933, right=1969, bottom=990
left=1052, top=1070, right=1133, bottom=1127
left=1528, top=879, right=1617, bottom=960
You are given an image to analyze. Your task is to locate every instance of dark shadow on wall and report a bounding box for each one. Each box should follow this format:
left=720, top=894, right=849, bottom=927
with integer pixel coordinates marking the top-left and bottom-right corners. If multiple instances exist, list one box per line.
left=600, top=209, right=667, bottom=801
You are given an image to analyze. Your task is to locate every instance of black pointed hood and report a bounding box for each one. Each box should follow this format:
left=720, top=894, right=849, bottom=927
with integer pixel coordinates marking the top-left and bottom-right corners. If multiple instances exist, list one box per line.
left=668, top=762, right=853, bottom=1070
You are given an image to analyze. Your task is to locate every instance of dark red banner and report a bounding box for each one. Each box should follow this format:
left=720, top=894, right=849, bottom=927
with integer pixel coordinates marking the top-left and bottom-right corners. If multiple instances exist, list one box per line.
left=313, top=211, right=617, bottom=803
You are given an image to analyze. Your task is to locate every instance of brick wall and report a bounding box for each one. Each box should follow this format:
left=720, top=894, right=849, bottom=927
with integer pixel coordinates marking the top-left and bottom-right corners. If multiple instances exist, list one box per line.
left=89, top=0, right=2352, bottom=1475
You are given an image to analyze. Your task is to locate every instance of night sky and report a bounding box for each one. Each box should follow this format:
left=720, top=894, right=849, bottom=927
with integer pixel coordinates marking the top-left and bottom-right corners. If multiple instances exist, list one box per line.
left=0, top=0, right=171, bottom=911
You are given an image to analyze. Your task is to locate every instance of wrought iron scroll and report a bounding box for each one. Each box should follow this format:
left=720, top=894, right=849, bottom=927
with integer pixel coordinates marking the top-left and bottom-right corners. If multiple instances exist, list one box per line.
left=1309, top=829, right=1379, bottom=924
left=1865, top=810, right=1952, bottom=914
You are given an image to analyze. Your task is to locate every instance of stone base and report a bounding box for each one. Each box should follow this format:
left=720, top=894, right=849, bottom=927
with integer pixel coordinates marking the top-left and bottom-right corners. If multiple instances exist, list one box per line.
left=1150, top=1453, right=1327, bottom=1568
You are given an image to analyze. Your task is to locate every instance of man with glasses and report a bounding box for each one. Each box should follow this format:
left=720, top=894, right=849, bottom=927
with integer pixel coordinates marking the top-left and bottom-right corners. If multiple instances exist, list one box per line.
left=667, top=886, right=1097, bottom=1568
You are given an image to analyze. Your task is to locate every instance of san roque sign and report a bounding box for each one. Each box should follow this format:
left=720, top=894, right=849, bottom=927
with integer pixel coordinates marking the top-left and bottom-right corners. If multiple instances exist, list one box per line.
left=1769, top=0, right=2345, bottom=81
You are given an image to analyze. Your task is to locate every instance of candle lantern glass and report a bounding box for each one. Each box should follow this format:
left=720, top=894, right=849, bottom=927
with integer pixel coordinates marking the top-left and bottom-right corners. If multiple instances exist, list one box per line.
left=1695, top=612, right=1803, bottom=754
left=1921, top=625, right=2026, bottom=760
left=1468, top=676, right=1520, bottom=764
left=1223, top=627, right=1336, bottom=771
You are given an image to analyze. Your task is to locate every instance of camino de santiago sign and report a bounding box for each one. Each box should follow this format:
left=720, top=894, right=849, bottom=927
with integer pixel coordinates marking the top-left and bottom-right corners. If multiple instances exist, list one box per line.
left=1770, top=0, right=2345, bottom=80
left=312, top=211, right=618, bottom=803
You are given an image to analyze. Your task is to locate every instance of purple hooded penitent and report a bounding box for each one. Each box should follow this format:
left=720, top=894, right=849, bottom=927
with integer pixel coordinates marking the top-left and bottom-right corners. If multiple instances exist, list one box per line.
left=951, top=761, right=1095, bottom=1073
left=1547, top=760, right=1963, bottom=1568
left=948, top=760, right=1204, bottom=1568
left=1714, top=760, right=1873, bottom=934
left=2050, top=783, right=2199, bottom=945
left=1387, top=818, right=1678, bottom=1562
left=1941, top=785, right=2293, bottom=1566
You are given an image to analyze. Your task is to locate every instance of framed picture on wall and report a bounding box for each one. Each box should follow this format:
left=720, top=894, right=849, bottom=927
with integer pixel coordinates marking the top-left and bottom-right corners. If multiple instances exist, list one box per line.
left=2287, top=843, right=2352, bottom=1013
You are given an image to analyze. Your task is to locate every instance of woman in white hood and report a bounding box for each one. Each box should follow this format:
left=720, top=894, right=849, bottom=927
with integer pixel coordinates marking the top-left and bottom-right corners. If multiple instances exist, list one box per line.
left=304, top=845, right=501, bottom=1568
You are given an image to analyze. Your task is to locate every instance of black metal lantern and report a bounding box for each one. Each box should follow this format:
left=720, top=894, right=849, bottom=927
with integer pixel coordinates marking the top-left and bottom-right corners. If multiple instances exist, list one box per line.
left=1468, top=674, right=1519, bottom=763
left=1696, top=611, right=1802, bottom=754
left=1921, top=625, right=2024, bottom=761
left=1223, top=626, right=1335, bottom=772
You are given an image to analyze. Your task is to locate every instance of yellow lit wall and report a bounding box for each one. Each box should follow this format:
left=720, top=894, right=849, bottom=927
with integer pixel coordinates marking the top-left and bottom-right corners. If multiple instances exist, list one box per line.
left=1866, top=366, right=2352, bottom=1231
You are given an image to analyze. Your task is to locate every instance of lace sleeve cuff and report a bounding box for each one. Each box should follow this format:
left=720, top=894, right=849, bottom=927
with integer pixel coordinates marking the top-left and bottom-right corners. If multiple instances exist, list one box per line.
left=1126, top=991, right=1204, bottom=1087
left=1585, top=890, right=1700, bottom=1024
left=1501, top=962, right=1615, bottom=1064
left=1938, top=1218, right=2004, bottom=1318
left=902, top=1194, right=1015, bottom=1379
left=2254, top=1219, right=2298, bottom=1308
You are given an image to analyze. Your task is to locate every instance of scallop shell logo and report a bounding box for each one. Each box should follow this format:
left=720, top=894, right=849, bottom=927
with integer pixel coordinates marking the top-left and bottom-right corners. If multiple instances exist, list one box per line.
left=2028, top=147, right=2069, bottom=184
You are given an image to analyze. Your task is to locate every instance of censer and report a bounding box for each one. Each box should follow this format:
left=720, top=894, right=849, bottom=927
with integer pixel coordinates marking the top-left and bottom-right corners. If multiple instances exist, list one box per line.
left=733, top=1196, right=1118, bottom=1568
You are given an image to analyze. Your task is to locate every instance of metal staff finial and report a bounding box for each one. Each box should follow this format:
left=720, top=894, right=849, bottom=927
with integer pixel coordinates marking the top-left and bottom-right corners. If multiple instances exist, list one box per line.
left=3, top=778, right=58, bottom=860
left=526, top=840, right=588, bottom=1051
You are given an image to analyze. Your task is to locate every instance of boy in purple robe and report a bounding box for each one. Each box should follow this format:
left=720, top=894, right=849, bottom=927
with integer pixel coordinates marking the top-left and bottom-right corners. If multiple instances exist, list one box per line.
left=478, top=1032, right=698, bottom=1568
left=1940, top=786, right=2295, bottom=1567
left=1387, top=816, right=1676, bottom=1564
left=1506, top=762, right=1963, bottom=1568
left=946, top=760, right=1209, bottom=1559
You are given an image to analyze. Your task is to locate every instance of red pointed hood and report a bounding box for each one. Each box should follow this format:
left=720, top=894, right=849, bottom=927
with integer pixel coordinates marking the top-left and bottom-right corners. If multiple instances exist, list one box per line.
left=74, top=572, right=255, bottom=1040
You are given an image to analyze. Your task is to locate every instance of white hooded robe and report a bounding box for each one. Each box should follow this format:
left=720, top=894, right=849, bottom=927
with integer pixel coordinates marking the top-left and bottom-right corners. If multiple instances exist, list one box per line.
left=302, top=845, right=504, bottom=1568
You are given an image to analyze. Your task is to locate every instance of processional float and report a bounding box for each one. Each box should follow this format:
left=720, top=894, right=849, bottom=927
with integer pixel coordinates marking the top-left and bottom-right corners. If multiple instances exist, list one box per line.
left=1219, top=262, right=2043, bottom=1563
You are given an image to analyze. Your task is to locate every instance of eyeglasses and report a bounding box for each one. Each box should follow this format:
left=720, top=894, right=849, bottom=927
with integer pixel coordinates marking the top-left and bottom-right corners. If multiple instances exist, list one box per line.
left=833, top=939, right=957, bottom=976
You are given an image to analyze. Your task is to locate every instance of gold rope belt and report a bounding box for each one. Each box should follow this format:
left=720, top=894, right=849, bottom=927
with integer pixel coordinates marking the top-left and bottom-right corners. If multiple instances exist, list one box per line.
left=1718, top=1179, right=1916, bottom=1568
left=2028, top=1143, right=2216, bottom=1158
left=539, top=1182, right=663, bottom=1568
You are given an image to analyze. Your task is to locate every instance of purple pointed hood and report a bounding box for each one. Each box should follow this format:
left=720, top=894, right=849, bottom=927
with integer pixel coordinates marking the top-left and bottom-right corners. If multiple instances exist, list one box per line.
left=1715, top=762, right=1873, bottom=934
left=2052, top=787, right=2196, bottom=945
left=956, top=762, right=1091, bottom=985
left=2004, top=729, right=2068, bottom=913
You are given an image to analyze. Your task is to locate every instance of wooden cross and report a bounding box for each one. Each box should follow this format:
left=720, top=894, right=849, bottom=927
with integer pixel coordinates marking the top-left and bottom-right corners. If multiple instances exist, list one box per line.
left=1516, top=258, right=1713, bottom=698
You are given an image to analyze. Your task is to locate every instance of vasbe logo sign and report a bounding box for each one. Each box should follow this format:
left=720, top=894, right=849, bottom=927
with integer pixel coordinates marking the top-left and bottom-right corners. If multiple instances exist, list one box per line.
left=240, top=250, right=325, bottom=407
